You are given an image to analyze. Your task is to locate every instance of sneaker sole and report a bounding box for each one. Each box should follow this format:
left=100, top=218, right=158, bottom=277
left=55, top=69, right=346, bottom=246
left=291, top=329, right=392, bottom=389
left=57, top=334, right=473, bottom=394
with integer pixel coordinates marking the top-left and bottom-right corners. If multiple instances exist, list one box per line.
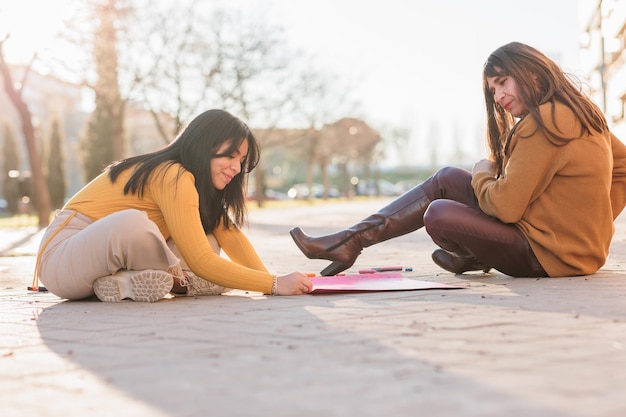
left=94, top=270, right=173, bottom=303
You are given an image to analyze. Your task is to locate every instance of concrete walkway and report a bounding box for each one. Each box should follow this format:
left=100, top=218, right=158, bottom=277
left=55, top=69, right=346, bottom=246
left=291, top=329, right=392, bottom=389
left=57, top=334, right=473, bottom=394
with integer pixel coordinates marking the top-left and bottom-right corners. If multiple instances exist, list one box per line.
left=1, top=199, right=625, bottom=417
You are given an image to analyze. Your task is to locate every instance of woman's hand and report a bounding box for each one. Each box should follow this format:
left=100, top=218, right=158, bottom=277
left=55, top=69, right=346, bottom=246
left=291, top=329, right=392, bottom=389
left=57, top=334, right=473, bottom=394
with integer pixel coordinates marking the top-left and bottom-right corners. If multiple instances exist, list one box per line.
left=472, top=158, right=496, bottom=177
left=275, top=272, right=313, bottom=295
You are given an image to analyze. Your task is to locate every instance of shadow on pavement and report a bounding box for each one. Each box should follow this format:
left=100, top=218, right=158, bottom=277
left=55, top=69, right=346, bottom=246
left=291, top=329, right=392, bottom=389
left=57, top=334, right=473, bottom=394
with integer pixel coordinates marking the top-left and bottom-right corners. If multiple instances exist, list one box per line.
left=35, top=294, right=583, bottom=417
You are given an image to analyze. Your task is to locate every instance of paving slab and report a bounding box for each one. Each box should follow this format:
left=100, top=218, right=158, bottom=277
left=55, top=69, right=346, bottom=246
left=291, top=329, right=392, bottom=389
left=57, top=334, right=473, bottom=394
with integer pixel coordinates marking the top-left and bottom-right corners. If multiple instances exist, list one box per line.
left=1, top=198, right=625, bottom=417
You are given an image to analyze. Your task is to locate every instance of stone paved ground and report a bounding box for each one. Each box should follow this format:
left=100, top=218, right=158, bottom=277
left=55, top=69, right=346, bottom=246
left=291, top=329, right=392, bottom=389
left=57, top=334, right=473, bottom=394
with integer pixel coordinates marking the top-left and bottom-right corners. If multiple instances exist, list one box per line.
left=1, top=198, right=625, bottom=417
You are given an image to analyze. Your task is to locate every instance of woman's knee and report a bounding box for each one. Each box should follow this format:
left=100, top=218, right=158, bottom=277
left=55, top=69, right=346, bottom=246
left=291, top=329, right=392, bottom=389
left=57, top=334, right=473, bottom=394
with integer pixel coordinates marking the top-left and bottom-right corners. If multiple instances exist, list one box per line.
left=107, top=209, right=151, bottom=228
left=433, top=166, right=471, bottom=187
left=423, top=199, right=459, bottom=232
left=423, top=166, right=475, bottom=204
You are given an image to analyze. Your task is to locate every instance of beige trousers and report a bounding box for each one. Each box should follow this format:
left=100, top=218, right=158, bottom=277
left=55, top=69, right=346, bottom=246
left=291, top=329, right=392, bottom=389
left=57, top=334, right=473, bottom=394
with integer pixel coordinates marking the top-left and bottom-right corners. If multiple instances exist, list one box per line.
left=38, top=209, right=219, bottom=300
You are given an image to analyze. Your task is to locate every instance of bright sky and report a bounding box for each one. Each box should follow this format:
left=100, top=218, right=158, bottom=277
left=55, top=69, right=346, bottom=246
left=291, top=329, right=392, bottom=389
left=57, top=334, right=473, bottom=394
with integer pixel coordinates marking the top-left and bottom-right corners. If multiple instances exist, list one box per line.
left=0, top=1, right=71, bottom=61
left=0, top=0, right=587, bottom=166
left=262, top=0, right=583, bottom=165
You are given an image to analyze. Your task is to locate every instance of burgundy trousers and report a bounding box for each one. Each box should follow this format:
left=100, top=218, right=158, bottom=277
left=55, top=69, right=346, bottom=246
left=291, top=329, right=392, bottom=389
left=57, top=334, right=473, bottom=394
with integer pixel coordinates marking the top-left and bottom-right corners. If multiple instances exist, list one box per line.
left=421, top=167, right=547, bottom=277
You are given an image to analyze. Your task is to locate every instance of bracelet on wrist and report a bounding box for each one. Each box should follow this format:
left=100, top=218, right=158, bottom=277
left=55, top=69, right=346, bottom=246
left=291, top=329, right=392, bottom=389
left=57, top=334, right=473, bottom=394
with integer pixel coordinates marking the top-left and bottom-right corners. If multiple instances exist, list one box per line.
left=271, top=276, right=278, bottom=296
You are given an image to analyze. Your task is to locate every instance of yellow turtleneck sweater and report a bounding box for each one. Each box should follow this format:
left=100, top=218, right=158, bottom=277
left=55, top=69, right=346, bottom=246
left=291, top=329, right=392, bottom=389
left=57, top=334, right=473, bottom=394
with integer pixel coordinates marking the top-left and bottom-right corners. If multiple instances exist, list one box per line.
left=63, top=163, right=274, bottom=293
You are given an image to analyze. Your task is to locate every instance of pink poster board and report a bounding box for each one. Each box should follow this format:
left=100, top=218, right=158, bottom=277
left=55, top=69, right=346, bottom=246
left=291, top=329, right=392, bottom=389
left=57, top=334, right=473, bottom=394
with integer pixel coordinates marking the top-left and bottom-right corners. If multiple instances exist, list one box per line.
left=310, top=273, right=463, bottom=294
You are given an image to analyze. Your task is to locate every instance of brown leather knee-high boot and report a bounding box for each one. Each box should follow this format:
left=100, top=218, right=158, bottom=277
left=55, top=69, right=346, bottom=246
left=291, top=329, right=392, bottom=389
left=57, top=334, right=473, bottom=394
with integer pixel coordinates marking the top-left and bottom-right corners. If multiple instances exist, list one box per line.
left=289, top=185, right=430, bottom=275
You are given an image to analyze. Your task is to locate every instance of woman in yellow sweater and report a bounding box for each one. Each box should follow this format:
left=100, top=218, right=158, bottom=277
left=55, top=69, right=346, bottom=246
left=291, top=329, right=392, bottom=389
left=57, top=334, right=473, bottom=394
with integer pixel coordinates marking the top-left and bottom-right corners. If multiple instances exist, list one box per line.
left=290, top=42, right=626, bottom=278
left=35, top=109, right=312, bottom=301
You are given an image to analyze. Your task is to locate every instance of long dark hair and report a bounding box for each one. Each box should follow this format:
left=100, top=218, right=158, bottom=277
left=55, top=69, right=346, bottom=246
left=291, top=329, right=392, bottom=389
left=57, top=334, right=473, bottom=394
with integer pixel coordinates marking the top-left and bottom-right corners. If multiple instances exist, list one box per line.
left=482, top=42, right=608, bottom=177
left=108, top=109, right=260, bottom=232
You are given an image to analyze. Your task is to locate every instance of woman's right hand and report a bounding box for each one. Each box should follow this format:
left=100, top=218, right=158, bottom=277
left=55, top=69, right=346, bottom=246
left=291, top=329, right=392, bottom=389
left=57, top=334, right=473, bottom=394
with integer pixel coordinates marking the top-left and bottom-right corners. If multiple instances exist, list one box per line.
left=472, top=158, right=496, bottom=177
left=275, top=272, right=312, bottom=295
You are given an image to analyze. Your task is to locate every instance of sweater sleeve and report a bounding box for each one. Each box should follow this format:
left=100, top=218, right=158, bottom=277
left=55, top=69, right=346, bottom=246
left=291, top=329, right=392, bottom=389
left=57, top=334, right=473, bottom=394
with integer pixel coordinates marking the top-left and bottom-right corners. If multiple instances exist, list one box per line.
left=212, top=222, right=270, bottom=273
left=150, top=166, right=274, bottom=294
left=472, top=122, right=563, bottom=224
left=610, top=132, right=626, bottom=219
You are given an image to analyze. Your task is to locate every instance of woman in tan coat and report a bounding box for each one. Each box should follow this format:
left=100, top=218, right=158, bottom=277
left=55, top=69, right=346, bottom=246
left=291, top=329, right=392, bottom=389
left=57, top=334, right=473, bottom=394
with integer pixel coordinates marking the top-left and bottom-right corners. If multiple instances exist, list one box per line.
left=290, top=42, right=626, bottom=278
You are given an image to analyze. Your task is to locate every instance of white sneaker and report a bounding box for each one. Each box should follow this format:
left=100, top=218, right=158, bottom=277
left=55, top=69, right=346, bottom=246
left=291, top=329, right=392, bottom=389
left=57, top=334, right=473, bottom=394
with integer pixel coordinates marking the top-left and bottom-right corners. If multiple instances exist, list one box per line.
left=181, top=271, right=230, bottom=296
left=93, top=269, right=173, bottom=302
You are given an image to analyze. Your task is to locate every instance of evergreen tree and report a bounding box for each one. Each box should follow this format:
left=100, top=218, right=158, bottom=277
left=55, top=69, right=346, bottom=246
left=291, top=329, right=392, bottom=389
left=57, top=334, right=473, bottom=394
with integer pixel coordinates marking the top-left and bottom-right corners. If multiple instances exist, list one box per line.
left=1, top=122, right=21, bottom=215
left=80, top=0, right=124, bottom=182
left=81, top=106, right=116, bottom=181
left=46, top=118, right=67, bottom=209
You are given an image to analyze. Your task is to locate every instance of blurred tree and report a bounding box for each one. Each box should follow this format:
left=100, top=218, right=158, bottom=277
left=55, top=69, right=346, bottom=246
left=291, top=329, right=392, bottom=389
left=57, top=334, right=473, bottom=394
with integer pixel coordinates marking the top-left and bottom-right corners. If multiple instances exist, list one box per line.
left=208, top=8, right=299, bottom=207
left=124, top=0, right=218, bottom=143
left=80, top=0, right=125, bottom=182
left=451, top=121, right=467, bottom=165
left=290, top=65, right=357, bottom=200
left=387, top=125, right=412, bottom=168
left=81, top=105, right=115, bottom=181
left=46, top=118, right=67, bottom=209
left=321, top=118, right=381, bottom=197
left=1, top=121, right=20, bottom=214
left=56, top=0, right=362, bottom=200
left=0, top=37, right=52, bottom=227
left=122, top=3, right=360, bottom=204
left=427, top=120, right=442, bottom=168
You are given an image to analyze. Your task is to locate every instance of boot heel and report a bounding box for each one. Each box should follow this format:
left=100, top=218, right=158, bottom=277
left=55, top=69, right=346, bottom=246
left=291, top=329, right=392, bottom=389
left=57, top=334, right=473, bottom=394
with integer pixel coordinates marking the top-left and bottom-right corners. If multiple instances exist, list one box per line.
left=320, top=261, right=348, bottom=276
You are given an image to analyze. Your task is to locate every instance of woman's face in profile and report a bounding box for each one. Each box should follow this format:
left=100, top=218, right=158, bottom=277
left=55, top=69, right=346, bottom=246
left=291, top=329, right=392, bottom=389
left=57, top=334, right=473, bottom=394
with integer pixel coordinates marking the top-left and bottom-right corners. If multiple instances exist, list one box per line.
left=486, top=69, right=529, bottom=118
left=210, top=139, right=248, bottom=190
